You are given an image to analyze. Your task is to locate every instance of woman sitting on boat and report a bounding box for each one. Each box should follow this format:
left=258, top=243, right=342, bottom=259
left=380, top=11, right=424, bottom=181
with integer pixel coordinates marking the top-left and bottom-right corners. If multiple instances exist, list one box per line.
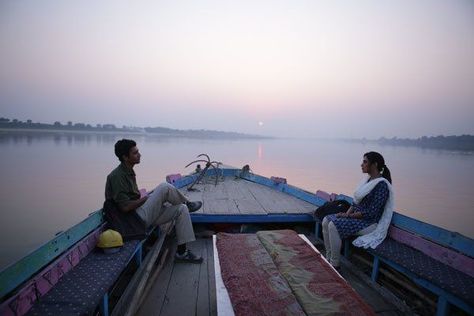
left=322, top=151, right=394, bottom=269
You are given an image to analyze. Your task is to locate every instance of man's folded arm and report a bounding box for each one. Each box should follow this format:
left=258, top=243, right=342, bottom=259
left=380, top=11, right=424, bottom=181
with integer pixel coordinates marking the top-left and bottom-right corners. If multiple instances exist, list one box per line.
left=117, top=196, right=148, bottom=213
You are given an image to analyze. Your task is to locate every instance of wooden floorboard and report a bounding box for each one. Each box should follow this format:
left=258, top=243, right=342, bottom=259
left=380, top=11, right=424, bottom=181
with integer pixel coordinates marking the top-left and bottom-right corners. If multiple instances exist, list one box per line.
left=136, top=238, right=216, bottom=316
left=206, top=238, right=217, bottom=316
left=135, top=233, right=403, bottom=316
left=159, top=241, right=204, bottom=316
left=136, top=241, right=177, bottom=316
left=196, top=239, right=209, bottom=316
left=196, top=238, right=215, bottom=316
left=180, top=176, right=316, bottom=216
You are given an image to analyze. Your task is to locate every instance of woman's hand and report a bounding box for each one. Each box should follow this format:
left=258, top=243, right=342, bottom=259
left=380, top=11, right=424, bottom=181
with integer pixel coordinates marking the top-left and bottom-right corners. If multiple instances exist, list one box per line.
left=336, top=211, right=363, bottom=219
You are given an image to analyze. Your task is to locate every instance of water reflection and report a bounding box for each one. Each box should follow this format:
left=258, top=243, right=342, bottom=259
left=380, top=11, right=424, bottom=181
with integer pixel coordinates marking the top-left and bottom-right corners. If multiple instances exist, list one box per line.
left=0, top=131, right=145, bottom=145
left=0, top=131, right=473, bottom=270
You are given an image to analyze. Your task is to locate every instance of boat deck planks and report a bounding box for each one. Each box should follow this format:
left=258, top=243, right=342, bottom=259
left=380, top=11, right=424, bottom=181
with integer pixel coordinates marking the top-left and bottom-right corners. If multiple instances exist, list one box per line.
left=180, top=176, right=315, bottom=215
left=136, top=238, right=217, bottom=316
left=137, top=237, right=403, bottom=316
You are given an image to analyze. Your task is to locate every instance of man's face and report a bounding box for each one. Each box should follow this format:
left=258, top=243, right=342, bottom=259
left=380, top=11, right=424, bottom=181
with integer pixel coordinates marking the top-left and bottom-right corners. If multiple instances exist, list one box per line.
left=124, top=146, right=141, bottom=165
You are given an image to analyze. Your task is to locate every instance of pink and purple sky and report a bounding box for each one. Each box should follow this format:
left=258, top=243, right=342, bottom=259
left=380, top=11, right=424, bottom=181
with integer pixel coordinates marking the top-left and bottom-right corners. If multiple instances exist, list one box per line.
left=1, top=0, right=473, bottom=138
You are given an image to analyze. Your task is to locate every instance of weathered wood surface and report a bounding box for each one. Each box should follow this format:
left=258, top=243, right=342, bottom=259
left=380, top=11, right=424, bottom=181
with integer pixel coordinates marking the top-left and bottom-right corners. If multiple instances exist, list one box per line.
left=137, top=236, right=402, bottom=316
left=136, top=238, right=216, bottom=316
left=181, top=176, right=315, bottom=215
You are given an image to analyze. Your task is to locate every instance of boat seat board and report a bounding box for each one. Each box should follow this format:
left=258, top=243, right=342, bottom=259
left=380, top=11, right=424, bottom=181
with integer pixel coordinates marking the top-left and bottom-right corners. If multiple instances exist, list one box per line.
left=388, top=226, right=474, bottom=278
left=0, top=227, right=103, bottom=316
left=26, top=240, right=139, bottom=316
left=370, top=238, right=474, bottom=305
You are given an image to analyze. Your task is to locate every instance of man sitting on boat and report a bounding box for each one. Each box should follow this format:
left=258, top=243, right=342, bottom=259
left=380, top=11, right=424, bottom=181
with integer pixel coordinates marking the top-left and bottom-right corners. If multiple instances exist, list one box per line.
left=322, top=151, right=394, bottom=269
left=105, top=138, right=204, bottom=263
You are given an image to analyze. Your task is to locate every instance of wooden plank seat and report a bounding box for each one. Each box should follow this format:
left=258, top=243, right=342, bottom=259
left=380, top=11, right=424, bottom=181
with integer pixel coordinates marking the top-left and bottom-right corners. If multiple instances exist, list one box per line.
left=0, top=211, right=156, bottom=316
left=312, top=190, right=474, bottom=315
left=366, top=220, right=474, bottom=316
left=26, top=239, right=141, bottom=316
left=369, top=237, right=473, bottom=303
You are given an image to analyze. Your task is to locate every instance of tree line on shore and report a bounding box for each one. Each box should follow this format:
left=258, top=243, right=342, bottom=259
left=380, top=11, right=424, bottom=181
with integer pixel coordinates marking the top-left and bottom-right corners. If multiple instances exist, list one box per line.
left=0, top=117, right=266, bottom=139
left=348, top=135, right=474, bottom=151
left=375, top=135, right=474, bottom=151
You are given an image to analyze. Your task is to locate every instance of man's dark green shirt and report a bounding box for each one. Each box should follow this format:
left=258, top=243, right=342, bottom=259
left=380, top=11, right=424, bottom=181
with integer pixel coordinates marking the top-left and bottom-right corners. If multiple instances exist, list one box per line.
left=105, top=163, right=140, bottom=208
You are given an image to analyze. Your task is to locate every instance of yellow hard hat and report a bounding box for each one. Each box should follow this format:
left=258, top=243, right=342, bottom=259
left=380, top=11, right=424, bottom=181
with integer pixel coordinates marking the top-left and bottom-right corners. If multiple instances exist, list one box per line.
left=97, top=229, right=124, bottom=249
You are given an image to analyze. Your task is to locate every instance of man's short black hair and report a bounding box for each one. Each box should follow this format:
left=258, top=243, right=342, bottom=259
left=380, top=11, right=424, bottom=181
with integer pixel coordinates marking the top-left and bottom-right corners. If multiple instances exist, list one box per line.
left=114, top=139, right=136, bottom=162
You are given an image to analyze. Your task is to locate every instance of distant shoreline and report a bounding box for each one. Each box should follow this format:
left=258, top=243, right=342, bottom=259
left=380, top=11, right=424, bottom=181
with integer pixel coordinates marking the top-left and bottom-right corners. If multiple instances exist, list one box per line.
left=0, top=127, right=270, bottom=140
left=0, top=117, right=270, bottom=139
left=344, top=135, right=474, bottom=152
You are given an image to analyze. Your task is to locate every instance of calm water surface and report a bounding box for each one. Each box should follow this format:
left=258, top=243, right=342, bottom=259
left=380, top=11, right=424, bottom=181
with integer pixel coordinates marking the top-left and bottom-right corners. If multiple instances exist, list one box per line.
left=1, top=132, right=473, bottom=270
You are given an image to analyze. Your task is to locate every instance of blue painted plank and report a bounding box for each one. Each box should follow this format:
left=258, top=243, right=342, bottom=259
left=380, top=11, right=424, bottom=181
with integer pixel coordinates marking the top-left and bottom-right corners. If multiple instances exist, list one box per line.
left=371, top=256, right=380, bottom=282
left=0, top=210, right=103, bottom=299
left=240, top=173, right=326, bottom=207
left=336, top=194, right=354, bottom=203
left=391, top=213, right=474, bottom=257
left=172, top=168, right=239, bottom=189
left=173, top=174, right=197, bottom=188
left=100, top=293, right=109, bottom=316
left=191, top=213, right=314, bottom=223
left=436, top=296, right=449, bottom=316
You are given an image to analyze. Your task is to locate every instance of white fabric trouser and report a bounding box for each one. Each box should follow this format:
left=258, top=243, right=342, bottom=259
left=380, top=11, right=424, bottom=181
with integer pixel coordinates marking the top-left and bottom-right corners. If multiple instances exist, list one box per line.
left=322, top=216, right=376, bottom=267
left=136, top=182, right=195, bottom=245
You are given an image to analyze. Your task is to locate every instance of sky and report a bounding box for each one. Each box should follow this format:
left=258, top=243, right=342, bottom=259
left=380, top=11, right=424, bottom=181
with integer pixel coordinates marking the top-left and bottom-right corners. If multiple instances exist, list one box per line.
left=0, top=0, right=473, bottom=138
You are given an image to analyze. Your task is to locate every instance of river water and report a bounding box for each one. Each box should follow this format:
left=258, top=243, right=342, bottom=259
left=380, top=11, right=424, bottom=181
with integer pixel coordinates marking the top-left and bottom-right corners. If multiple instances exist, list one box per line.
left=0, top=131, right=473, bottom=270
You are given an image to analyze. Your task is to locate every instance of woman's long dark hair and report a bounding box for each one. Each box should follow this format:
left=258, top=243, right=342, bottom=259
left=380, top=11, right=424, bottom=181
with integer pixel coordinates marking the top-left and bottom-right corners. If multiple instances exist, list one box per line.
left=364, top=151, right=392, bottom=184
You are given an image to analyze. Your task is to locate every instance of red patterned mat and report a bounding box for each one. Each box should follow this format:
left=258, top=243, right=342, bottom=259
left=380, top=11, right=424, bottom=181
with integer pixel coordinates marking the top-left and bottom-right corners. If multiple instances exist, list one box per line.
left=216, top=230, right=375, bottom=316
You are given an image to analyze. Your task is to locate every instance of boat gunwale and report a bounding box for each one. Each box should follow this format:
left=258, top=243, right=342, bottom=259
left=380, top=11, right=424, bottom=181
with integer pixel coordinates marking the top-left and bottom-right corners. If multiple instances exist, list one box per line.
left=175, top=167, right=474, bottom=257
left=0, top=210, right=103, bottom=299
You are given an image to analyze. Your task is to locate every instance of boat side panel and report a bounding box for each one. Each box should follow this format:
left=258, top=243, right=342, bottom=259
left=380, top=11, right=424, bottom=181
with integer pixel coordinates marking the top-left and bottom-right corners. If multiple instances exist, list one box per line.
left=241, top=173, right=326, bottom=206
left=391, top=213, right=474, bottom=257
left=0, top=226, right=103, bottom=316
left=173, top=169, right=239, bottom=189
left=0, top=210, right=103, bottom=299
left=191, top=214, right=314, bottom=223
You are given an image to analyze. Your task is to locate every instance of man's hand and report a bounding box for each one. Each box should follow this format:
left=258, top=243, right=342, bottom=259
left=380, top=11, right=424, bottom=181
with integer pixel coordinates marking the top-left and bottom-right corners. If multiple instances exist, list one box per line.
left=118, top=195, right=148, bottom=213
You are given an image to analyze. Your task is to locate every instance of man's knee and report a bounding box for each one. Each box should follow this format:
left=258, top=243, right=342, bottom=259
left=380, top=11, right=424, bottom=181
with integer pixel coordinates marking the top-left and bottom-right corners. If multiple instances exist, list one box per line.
left=156, top=182, right=173, bottom=191
left=176, top=204, right=189, bottom=217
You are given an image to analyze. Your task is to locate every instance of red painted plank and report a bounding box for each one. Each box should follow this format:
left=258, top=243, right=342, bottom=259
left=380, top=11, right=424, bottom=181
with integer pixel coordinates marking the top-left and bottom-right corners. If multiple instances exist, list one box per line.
left=388, top=226, right=474, bottom=278
left=315, top=190, right=331, bottom=201
left=270, top=176, right=287, bottom=184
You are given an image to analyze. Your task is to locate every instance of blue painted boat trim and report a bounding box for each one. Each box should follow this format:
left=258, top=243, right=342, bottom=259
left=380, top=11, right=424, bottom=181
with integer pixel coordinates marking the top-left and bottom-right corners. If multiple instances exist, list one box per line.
left=172, top=168, right=239, bottom=189
left=191, top=213, right=314, bottom=223
left=240, top=172, right=326, bottom=206
left=391, top=213, right=474, bottom=257
left=174, top=168, right=474, bottom=256
left=0, top=210, right=103, bottom=299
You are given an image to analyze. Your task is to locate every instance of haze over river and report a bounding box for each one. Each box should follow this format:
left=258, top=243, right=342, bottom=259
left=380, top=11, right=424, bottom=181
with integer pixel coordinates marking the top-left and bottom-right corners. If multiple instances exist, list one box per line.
left=1, top=132, right=473, bottom=270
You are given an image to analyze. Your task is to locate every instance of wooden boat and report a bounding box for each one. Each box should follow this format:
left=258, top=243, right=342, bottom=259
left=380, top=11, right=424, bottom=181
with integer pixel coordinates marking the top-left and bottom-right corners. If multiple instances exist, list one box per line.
left=1, top=165, right=473, bottom=316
